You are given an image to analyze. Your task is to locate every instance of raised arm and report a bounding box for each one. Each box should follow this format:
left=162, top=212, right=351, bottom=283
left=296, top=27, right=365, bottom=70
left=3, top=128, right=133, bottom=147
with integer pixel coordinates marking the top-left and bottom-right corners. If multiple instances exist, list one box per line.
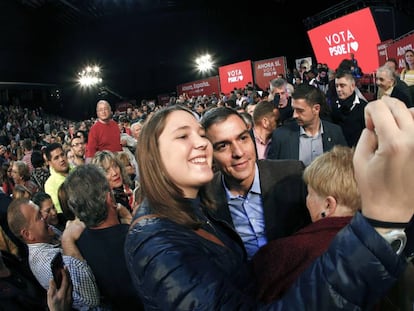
left=354, top=96, right=414, bottom=226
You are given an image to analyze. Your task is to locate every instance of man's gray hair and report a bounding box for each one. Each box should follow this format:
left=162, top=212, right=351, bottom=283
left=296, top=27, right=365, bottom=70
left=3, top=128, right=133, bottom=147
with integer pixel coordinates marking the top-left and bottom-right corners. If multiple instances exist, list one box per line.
left=63, top=164, right=111, bottom=227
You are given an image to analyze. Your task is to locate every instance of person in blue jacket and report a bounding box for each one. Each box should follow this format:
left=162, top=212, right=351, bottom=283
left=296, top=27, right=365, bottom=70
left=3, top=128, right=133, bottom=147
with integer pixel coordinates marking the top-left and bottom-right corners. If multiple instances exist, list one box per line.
left=125, top=98, right=412, bottom=310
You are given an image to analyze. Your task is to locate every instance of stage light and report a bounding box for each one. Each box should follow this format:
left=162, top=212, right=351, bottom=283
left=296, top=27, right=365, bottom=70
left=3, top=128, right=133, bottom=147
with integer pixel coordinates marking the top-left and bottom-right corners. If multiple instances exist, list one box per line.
left=78, top=65, right=102, bottom=87
left=195, top=54, right=214, bottom=73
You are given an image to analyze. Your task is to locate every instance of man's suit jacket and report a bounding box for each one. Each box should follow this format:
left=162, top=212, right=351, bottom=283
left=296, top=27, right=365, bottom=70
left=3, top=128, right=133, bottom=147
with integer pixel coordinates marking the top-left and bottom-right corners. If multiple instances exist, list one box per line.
left=206, top=160, right=311, bottom=242
left=267, top=119, right=347, bottom=161
left=375, top=83, right=413, bottom=108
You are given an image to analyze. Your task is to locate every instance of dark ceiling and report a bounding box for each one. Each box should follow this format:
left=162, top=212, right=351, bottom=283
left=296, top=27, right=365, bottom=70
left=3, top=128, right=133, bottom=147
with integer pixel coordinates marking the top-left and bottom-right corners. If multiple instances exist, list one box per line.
left=13, top=0, right=414, bottom=27
left=2, top=0, right=414, bottom=117
left=14, top=0, right=207, bottom=26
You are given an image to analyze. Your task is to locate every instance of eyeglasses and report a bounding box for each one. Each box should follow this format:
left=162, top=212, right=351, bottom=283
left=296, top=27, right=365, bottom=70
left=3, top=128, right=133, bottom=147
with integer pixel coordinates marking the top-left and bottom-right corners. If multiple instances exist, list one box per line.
left=274, top=92, right=286, bottom=96
left=97, top=108, right=110, bottom=112
left=71, top=142, right=85, bottom=147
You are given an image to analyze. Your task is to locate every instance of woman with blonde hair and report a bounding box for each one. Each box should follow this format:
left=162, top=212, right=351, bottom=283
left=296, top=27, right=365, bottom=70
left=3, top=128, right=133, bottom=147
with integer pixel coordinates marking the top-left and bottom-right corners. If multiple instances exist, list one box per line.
left=253, top=146, right=359, bottom=302
left=92, top=150, right=133, bottom=212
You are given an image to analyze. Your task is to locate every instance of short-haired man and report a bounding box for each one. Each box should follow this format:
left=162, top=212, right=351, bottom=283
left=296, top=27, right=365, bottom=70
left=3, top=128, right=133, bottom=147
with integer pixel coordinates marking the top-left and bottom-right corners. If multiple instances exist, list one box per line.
left=268, top=84, right=347, bottom=166
left=331, top=69, right=368, bottom=147
left=7, top=198, right=100, bottom=310
left=63, top=164, right=143, bottom=310
left=70, top=136, right=86, bottom=168
left=375, top=65, right=413, bottom=108
left=250, top=101, right=279, bottom=159
left=201, top=107, right=311, bottom=259
left=44, top=143, right=71, bottom=213
left=86, top=100, right=122, bottom=162
left=269, top=78, right=293, bottom=124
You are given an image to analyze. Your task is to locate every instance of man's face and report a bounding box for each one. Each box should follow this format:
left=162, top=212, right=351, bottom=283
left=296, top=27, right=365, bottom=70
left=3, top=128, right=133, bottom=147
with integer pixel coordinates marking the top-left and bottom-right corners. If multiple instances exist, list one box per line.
left=71, top=137, right=85, bottom=158
left=292, top=99, right=319, bottom=129
left=375, top=71, right=394, bottom=92
left=205, top=115, right=256, bottom=188
left=335, top=76, right=355, bottom=100
left=48, top=148, right=69, bottom=174
left=21, top=202, right=54, bottom=243
left=96, top=102, right=112, bottom=122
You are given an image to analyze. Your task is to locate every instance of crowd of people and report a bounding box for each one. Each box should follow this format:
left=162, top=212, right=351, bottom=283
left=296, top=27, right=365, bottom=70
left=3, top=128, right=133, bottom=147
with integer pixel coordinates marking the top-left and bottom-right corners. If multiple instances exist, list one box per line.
left=0, top=51, right=413, bottom=311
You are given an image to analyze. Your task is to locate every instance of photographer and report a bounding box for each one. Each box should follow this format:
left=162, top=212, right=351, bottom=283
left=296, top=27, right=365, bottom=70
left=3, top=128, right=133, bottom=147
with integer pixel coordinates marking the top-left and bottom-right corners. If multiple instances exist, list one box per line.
left=269, top=78, right=293, bottom=125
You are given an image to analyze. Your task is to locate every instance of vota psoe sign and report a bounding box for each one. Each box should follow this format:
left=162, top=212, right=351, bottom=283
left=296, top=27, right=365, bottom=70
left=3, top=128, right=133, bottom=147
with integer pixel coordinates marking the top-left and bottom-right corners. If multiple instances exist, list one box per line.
left=219, top=60, right=253, bottom=94
left=307, top=7, right=381, bottom=73
left=176, top=76, right=220, bottom=97
left=254, top=56, right=287, bottom=91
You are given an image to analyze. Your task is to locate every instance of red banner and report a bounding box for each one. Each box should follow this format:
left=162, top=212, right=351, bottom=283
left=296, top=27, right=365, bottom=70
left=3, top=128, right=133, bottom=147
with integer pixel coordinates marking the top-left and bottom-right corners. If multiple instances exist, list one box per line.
left=218, top=60, right=253, bottom=94
left=377, top=39, right=394, bottom=66
left=157, top=94, right=171, bottom=105
left=379, top=32, right=414, bottom=72
left=176, top=76, right=220, bottom=98
left=253, top=57, right=287, bottom=91
left=307, top=7, right=381, bottom=73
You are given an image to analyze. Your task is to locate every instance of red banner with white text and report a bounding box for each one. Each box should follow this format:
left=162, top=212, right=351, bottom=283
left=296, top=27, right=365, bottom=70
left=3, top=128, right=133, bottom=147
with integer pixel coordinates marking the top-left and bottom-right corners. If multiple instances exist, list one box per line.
left=176, top=76, right=220, bottom=98
left=377, top=39, right=394, bottom=66
left=218, top=60, right=253, bottom=94
left=253, top=57, right=287, bottom=91
left=307, top=7, right=381, bottom=73
left=377, top=31, right=414, bottom=72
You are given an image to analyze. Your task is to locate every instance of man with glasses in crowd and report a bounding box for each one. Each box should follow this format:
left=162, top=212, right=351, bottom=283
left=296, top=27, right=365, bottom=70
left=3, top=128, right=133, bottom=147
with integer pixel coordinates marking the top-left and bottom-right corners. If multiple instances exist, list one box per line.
left=70, top=136, right=85, bottom=167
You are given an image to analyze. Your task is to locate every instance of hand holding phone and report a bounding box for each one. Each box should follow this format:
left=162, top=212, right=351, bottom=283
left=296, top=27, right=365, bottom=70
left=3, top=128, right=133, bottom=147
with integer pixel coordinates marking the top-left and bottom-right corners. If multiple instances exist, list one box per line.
left=51, top=252, right=64, bottom=289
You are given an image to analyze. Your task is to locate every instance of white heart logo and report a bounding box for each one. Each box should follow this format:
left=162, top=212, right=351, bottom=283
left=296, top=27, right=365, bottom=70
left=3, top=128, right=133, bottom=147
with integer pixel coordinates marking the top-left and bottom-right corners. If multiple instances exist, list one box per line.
left=350, top=41, right=359, bottom=52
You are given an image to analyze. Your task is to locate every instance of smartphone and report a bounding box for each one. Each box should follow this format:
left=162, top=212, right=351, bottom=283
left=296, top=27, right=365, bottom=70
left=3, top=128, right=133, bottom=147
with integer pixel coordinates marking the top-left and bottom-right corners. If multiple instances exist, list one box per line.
left=273, top=94, right=280, bottom=108
left=50, top=252, right=64, bottom=289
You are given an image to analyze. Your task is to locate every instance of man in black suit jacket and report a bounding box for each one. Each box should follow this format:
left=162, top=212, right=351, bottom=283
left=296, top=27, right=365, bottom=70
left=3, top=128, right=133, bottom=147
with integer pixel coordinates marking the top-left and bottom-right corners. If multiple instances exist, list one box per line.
left=201, top=107, right=311, bottom=259
left=376, top=64, right=413, bottom=108
left=267, top=84, right=347, bottom=165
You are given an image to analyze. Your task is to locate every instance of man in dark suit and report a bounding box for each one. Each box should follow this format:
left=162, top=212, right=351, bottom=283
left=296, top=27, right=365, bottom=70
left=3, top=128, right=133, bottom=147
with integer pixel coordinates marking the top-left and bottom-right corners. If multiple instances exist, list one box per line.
left=267, top=84, right=347, bottom=165
left=375, top=64, right=413, bottom=108
left=201, top=107, right=311, bottom=260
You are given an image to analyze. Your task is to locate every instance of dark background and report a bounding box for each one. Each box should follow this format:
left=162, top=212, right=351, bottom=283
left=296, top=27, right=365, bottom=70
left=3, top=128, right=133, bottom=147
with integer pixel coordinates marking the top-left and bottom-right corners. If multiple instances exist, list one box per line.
left=1, top=0, right=413, bottom=119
